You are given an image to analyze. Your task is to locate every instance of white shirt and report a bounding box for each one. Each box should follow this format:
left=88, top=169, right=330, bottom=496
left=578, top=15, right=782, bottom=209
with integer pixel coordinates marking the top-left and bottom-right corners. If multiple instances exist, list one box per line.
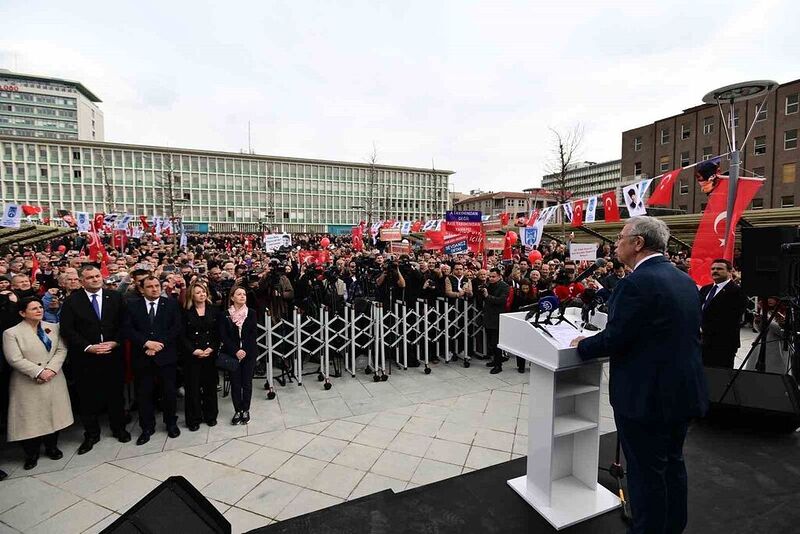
left=145, top=298, right=160, bottom=317
left=705, top=279, right=731, bottom=304
left=84, top=288, right=103, bottom=318
left=633, top=253, right=663, bottom=271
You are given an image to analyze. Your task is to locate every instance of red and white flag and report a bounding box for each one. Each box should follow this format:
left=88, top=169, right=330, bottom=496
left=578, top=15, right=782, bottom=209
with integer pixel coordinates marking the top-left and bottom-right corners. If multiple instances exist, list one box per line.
left=526, top=209, right=539, bottom=227
left=647, top=168, right=682, bottom=207
left=571, top=200, right=585, bottom=228
left=601, top=191, right=620, bottom=222
left=689, top=177, right=763, bottom=286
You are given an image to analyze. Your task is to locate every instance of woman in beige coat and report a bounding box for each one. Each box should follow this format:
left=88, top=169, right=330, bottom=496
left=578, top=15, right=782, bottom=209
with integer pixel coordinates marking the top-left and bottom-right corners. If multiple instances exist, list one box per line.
left=3, top=297, right=73, bottom=470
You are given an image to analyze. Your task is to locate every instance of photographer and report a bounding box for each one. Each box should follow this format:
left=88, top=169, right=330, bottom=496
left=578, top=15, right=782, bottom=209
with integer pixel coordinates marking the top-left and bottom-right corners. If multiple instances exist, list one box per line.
left=41, top=271, right=81, bottom=323
left=376, top=256, right=405, bottom=308
left=482, top=268, right=510, bottom=375
left=257, top=261, right=295, bottom=323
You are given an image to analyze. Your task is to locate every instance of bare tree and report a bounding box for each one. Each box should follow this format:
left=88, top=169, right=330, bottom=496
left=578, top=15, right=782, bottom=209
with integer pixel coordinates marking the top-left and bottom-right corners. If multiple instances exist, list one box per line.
left=544, top=124, right=584, bottom=239
left=156, top=154, right=185, bottom=252
left=98, top=153, right=116, bottom=213
left=365, top=143, right=378, bottom=224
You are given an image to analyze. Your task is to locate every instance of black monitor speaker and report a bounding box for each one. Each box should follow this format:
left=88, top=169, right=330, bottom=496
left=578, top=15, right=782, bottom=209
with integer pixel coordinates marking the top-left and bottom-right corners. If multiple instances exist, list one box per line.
left=740, top=226, right=799, bottom=297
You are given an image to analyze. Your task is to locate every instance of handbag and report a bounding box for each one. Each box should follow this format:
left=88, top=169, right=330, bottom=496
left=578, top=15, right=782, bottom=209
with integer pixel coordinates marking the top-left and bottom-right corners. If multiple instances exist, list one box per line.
left=215, top=351, right=240, bottom=372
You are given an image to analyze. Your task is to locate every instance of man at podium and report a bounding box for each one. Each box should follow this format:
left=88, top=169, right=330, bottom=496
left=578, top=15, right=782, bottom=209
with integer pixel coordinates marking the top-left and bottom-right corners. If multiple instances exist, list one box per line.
left=570, top=216, right=708, bottom=534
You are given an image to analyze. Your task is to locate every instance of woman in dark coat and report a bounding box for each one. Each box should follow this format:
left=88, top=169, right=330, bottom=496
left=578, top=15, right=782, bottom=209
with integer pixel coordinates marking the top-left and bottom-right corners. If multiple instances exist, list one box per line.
left=219, top=284, right=259, bottom=425
left=180, top=281, right=220, bottom=430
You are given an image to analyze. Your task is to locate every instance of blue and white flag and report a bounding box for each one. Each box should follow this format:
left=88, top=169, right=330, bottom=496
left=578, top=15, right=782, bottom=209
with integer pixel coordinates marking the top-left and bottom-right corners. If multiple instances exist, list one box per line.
left=1, top=204, right=21, bottom=228
left=585, top=196, right=598, bottom=224
left=76, top=211, right=91, bottom=232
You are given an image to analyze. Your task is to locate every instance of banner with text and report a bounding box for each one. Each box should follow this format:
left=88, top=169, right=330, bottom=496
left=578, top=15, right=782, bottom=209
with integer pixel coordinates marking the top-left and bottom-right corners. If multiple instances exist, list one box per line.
left=445, top=211, right=483, bottom=253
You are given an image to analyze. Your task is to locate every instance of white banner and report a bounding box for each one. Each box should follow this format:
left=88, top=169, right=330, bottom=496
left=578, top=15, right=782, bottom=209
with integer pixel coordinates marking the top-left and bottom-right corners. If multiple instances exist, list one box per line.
left=115, top=213, right=132, bottom=230
left=569, top=243, right=598, bottom=261
left=264, top=233, right=292, bottom=252
left=0, top=204, right=21, bottom=228
left=623, top=181, right=647, bottom=216
left=76, top=211, right=91, bottom=233
left=585, top=196, right=598, bottom=224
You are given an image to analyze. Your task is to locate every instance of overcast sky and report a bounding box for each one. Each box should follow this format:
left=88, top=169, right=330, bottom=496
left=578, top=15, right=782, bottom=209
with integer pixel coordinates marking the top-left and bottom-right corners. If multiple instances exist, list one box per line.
left=1, top=0, right=798, bottom=193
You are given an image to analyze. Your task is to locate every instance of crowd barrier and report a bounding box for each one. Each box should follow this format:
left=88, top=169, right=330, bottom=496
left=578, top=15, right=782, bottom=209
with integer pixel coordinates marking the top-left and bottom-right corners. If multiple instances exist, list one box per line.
left=254, top=298, right=488, bottom=400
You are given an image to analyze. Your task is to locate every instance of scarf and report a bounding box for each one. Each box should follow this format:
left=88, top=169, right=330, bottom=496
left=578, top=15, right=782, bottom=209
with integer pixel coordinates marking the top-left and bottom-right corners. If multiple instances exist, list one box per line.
left=228, top=305, right=248, bottom=330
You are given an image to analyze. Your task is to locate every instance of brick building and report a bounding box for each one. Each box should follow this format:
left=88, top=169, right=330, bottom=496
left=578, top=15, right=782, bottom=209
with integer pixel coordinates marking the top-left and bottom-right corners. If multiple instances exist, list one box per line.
left=621, top=78, right=799, bottom=213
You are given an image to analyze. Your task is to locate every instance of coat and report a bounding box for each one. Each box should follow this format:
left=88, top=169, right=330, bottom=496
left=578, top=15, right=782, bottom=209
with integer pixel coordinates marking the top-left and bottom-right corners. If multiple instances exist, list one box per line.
left=482, top=280, right=510, bottom=330
left=577, top=256, right=708, bottom=423
left=699, top=281, right=747, bottom=354
left=219, top=307, right=259, bottom=362
left=3, top=321, right=73, bottom=441
left=125, top=296, right=182, bottom=368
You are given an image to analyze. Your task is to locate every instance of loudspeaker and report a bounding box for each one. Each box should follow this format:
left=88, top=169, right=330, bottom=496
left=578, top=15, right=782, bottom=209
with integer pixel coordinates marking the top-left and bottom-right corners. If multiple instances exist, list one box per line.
left=740, top=226, right=798, bottom=297
left=704, top=366, right=800, bottom=432
left=103, top=476, right=230, bottom=533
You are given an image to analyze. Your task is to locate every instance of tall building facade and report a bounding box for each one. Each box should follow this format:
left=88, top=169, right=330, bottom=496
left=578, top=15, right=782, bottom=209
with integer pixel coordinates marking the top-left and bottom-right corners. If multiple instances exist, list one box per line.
left=453, top=190, right=558, bottom=218
left=0, top=137, right=451, bottom=233
left=0, top=70, right=104, bottom=141
left=622, top=78, right=800, bottom=213
left=540, top=159, right=622, bottom=199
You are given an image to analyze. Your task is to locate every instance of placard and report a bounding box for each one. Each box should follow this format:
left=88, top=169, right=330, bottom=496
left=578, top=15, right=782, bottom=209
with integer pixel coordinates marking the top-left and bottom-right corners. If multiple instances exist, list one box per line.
left=380, top=228, right=402, bottom=241
left=444, top=239, right=469, bottom=255
left=264, top=233, right=292, bottom=252
left=569, top=243, right=598, bottom=261
left=390, top=242, right=411, bottom=254
left=484, top=235, right=506, bottom=250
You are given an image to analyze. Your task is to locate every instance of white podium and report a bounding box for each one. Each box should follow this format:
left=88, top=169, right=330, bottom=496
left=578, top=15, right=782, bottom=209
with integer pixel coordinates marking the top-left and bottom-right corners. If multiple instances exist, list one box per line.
left=498, top=308, right=619, bottom=530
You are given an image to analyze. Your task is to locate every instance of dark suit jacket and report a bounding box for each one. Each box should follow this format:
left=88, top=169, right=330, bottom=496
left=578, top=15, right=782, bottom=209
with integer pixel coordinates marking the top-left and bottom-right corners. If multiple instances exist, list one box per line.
left=699, top=281, right=746, bottom=352
left=577, top=256, right=708, bottom=423
left=125, top=296, right=182, bottom=367
left=218, top=307, right=259, bottom=361
left=180, top=305, right=221, bottom=360
left=60, top=289, right=126, bottom=368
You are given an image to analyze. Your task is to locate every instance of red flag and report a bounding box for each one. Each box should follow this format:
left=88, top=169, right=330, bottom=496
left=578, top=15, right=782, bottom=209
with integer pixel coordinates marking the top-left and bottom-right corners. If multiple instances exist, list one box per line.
left=647, top=168, right=682, bottom=207
left=87, top=230, right=104, bottom=262
left=423, top=230, right=444, bottom=251
left=500, top=212, right=510, bottom=227
left=139, top=215, right=150, bottom=231
left=571, top=200, right=585, bottom=228
left=526, top=209, right=539, bottom=227
left=100, top=256, right=110, bottom=278
left=21, top=205, right=41, bottom=216
left=601, top=191, right=620, bottom=222
left=94, top=213, right=105, bottom=231
left=382, top=220, right=395, bottom=229
left=30, top=254, right=40, bottom=285
left=689, top=178, right=763, bottom=286
left=411, top=220, right=423, bottom=233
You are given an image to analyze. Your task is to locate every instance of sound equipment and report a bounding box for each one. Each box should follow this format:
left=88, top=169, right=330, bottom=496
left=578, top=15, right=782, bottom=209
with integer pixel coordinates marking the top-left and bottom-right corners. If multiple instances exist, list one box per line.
left=704, top=366, right=800, bottom=432
left=103, top=476, right=230, bottom=533
left=740, top=226, right=799, bottom=297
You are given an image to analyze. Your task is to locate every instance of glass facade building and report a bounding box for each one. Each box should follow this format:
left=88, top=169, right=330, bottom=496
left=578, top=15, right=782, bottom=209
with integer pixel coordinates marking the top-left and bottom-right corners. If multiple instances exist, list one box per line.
left=541, top=159, right=622, bottom=198
left=0, top=70, right=104, bottom=142
left=0, top=136, right=452, bottom=233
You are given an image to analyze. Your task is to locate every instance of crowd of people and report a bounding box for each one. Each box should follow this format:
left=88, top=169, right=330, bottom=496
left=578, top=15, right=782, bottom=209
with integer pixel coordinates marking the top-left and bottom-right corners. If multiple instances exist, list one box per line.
left=0, top=225, right=752, bottom=482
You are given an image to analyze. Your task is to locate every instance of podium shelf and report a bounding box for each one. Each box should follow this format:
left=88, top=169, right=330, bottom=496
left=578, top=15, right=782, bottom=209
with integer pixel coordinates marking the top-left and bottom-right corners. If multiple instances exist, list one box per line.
left=555, top=382, right=600, bottom=399
left=553, top=414, right=597, bottom=437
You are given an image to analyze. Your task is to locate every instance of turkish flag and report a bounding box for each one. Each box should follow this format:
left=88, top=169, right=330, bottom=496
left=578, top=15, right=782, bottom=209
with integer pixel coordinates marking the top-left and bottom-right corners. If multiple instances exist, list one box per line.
left=647, top=168, right=682, bottom=207
left=21, top=205, right=41, bottom=216
left=382, top=220, right=395, bottom=229
left=601, top=191, right=620, bottom=222
left=689, top=178, right=763, bottom=286
left=526, top=209, right=539, bottom=227
left=571, top=200, right=585, bottom=228
left=87, top=230, right=104, bottom=262
left=500, top=212, right=510, bottom=227
left=424, top=230, right=444, bottom=251
left=94, top=213, right=104, bottom=232
left=139, top=215, right=150, bottom=231
left=411, top=220, right=423, bottom=233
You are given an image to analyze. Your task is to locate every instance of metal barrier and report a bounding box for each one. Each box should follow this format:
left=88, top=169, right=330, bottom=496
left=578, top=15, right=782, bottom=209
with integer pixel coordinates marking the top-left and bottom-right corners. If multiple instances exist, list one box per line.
left=256, top=298, right=486, bottom=400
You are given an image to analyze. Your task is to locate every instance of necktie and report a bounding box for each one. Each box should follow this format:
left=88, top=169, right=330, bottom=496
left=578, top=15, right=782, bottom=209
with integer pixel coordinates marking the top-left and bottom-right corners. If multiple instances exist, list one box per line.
left=91, top=293, right=101, bottom=319
left=37, top=324, right=52, bottom=352
left=702, top=285, right=718, bottom=311
left=148, top=302, right=156, bottom=324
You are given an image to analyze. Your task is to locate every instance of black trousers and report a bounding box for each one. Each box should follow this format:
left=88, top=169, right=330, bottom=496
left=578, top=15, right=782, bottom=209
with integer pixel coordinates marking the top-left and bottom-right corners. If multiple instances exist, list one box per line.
left=135, top=361, right=177, bottom=432
left=229, top=356, right=256, bottom=412
left=615, top=414, right=690, bottom=534
left=183, top=356, right=219, bottom=426
left=77, top=356, right=126, bottom=439
left=702, top=345, right=736, bottom=368
left=486, top=328, right=501, bottom=367
left=21, top=431, right=59, bottom=459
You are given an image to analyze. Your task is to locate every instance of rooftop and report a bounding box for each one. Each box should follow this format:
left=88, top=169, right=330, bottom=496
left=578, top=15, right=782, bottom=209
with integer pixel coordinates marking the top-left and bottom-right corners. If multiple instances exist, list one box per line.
left=0, top=68, right=102, bottom=102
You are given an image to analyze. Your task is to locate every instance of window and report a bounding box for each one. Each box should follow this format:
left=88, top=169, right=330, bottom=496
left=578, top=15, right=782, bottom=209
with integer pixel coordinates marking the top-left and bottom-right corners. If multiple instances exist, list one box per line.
left=634, top=162, right=642, bottom=176
left=679, top=180, right=688, bottom=195
left=703, top=117, right=714, bottom=135
left=681, top=124, right=691, bottom=140
left=73, top=170, right=81, bottom=178
left=783, top=163, right=797, bottom=184
left=785, top=129, right=798, bottom=150
left=660, top=128, right=670, bottom=144
left=728, top=110, right=739, bottom=128
left=702, top=146, right=713, bottom=160
left=781, top=195, right=794, bottom=208
left=183, top=192, right=191, bottom=200
left=786, top=94, right=799, bottom=115
left=756, top=102, right=768, bottom=122
left=634, top=137, right=642, bottom=151
left=754, top=136, right=767, bottom=155
left=680, top=151, right=690, bottom=167
left=751, top=198, right=764, bottom=210
left=72, top=150, right=80, bottom=161
left=660, top=155, right=670, bottom=172
left=39, top=167, right=47, bottom=177
left=753, top=167, right=765, bottom=178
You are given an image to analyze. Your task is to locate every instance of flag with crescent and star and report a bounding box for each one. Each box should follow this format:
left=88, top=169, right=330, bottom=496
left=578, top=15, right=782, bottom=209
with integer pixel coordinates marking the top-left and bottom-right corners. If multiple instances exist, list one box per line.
left=601, top=191, right=620, bottom=222
left=570, top=199, right=585, bottom=228
left=585, top=196, right=598, bottom=223
left=647, top=168, right=682, bottom=206
left=689, top=177, right=763, bottom=286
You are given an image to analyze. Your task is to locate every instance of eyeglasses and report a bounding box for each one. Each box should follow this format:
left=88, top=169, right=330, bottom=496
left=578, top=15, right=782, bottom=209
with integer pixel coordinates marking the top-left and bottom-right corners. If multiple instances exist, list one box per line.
left=616, top=232, right=641, bottom=242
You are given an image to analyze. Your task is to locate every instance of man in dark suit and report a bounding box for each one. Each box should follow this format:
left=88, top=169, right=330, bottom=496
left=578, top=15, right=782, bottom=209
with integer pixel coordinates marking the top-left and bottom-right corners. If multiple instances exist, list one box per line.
left=571, top=216, right=708, bottom=534
left=125, top=275, right=182, bottom=445
left=699, top=259, right=747, bottom=368
left=60, top=265, right=130, bottom=454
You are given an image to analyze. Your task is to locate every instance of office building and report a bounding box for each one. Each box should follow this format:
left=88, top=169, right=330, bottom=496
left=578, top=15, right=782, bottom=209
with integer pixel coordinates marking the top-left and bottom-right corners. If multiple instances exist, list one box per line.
left=0, top=137, right=451, bottom=233
left=540, top=159, right=622, bottom=199
left=453, top=190, right=558, bottom=218
left=622, top=78, right=800, bottom=213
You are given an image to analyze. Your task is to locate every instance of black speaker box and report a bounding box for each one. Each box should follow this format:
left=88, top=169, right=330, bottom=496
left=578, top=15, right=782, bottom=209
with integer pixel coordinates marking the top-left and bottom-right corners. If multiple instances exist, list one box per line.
left=704, top=366, right=800, bottom=432
left=103, top=476, right=230, bottom=534
left=740, top=226, right=798, bottom=297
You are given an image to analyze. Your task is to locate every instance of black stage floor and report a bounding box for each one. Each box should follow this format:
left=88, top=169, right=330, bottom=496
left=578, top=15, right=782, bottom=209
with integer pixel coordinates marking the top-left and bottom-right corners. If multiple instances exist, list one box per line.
left=251, top=422, right=800, bottom=534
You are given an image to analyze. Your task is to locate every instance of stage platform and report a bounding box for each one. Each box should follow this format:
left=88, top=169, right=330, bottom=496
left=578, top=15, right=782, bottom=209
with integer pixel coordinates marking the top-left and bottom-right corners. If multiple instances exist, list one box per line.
left=251, top=422, right=800, bottom=534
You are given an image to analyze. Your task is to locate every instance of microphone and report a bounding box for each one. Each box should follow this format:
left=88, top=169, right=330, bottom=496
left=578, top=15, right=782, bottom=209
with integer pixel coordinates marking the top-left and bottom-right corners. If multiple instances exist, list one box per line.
left=525, top=295, right=560, bottom=321
left=574, top=258, right=607, bottom=284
